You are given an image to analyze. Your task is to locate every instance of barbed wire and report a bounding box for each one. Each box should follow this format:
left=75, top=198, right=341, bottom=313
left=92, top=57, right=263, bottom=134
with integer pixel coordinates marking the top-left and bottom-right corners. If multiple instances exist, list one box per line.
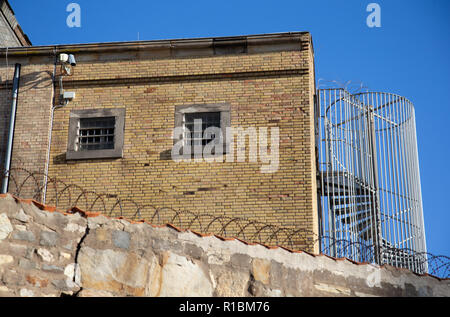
left=2, top=167, right=315, bottom=251
left=1, top=167, right=448, bottom=278
left=317, top=78, right=369, bottom=94
left=319, top=236, right=449, bottom=278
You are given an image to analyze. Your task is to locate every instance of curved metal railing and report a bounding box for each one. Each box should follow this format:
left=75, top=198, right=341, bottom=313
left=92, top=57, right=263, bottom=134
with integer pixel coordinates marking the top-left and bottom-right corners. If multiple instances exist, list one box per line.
left=317, top=88, right=427, bottom=273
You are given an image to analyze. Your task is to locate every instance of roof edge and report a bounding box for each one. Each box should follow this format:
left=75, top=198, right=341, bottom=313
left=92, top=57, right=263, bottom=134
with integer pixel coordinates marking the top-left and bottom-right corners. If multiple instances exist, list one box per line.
left=0, top=31, right=310, bottom=57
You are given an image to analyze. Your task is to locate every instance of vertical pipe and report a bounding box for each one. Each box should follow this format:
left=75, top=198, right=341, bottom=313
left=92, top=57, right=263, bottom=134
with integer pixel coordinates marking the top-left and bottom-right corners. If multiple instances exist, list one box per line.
left=400, top=98, right=413, bottom=269
left=346, top=92, right=353, bottom=258
left=392, top=95, right=405, bottom=264
left=387, top=94, right=399, bottom=266
left=405, top=102, right=420, bottom=271
left=42, top=51, right=58, bottom=204
left=375, top=93, right=387, bottom=264
left=363, top=93, right=374, bottom=258
left=369, top=99, right=382, bottom=264
left=412, top=109, right=428, bottom=271
left=337, top=90, right=344, bottom=254
left=393, top=96, right=406, bottom=264
left=318, top=91, right=325, bottom=252
left=329, top=89, right=337, bottom=256
left=412, top=109, right=426, bottom=271
left=405, top=101, right=417, bottom=270
left=381, top=93, right=391, bottom=253
left=1, top=63, right=21, bottom=194
left=326, top=90, right=332, bottom=254
left=346, top=92, right=356, bottom=259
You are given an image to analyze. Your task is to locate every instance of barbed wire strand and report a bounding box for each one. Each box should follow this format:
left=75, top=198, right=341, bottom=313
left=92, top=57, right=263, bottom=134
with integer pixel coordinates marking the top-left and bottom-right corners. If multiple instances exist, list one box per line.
left=1, top=167, right=448, bottom=279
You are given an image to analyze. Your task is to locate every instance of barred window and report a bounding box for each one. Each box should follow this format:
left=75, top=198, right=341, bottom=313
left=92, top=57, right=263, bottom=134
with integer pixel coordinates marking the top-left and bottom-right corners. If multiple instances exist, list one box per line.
left=174, top=103, right=231, bottom=156
left=184, top=112, right=221, bottom=147
left=78, top=117, right=115, bottom=151
left=66, top=108, right=125, bottom=160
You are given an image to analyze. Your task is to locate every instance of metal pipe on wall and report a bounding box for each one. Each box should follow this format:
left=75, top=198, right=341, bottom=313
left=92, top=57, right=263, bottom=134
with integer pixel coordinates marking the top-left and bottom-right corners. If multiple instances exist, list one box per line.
left=42, top=49, right=58, bottom=204
left=1, top=63, right=21, bottom=194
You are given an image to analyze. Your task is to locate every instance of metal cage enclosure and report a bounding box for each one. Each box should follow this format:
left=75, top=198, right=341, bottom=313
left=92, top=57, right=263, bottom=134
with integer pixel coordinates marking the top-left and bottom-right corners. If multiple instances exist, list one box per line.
left=316, top=89, right=427, bottom=273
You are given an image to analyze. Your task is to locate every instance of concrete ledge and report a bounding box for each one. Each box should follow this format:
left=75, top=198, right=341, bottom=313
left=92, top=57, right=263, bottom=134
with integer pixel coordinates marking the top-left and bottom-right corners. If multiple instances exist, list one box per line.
left=0, top=32, right=310, bottom=59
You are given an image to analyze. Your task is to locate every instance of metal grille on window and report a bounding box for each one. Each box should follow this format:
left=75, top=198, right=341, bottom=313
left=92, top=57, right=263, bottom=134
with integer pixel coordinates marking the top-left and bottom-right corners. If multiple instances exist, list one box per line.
left=184, top=112, right=221, bottom=147
left=77, top=117, right=115, bottom=151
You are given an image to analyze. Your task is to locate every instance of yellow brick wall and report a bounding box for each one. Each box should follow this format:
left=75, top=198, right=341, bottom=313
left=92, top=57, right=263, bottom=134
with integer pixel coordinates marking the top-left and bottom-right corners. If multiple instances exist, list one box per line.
left=0, top=61, right=54, bottom=198
left=1, top=35, right=318, bottom=251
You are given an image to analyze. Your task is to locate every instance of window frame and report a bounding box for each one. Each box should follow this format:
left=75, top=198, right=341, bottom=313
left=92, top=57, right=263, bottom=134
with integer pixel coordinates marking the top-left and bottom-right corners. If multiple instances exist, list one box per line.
left=66, top=108, right=125, bottom=160
left=174, top=103, right=231, bottom=155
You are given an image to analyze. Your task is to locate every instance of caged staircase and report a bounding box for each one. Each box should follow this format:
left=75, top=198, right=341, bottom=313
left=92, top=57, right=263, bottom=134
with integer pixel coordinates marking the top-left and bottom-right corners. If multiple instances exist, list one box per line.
left=316, top=88, right=428, bottom=274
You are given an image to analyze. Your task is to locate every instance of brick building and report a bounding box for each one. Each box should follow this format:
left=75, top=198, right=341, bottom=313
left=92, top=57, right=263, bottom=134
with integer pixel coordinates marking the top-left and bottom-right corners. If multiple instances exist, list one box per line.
left=0, top=0, right=433, bottom=276
left=0, top=0, right=31, bottom=47
left=0, top=30, right=318, bottom=251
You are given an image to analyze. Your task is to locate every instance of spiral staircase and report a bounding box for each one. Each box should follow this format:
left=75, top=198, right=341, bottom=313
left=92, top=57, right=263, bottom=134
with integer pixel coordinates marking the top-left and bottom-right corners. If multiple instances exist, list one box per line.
left=316, top=89, right=427, bottom=273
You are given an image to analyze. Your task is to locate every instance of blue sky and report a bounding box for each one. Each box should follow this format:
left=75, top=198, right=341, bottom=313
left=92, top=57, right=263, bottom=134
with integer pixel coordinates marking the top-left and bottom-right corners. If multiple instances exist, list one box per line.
left=10, top=0, right=450, bottom=256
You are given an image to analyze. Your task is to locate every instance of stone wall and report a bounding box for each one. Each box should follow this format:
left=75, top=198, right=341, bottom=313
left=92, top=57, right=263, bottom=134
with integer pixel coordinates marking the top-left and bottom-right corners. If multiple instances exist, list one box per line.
left=0, top=194, right=448, bottom=297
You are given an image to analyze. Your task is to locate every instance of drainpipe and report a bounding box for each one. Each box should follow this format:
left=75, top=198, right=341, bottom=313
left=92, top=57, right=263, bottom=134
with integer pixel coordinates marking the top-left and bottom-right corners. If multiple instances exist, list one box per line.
left=1, top=63, right=21, bottom=194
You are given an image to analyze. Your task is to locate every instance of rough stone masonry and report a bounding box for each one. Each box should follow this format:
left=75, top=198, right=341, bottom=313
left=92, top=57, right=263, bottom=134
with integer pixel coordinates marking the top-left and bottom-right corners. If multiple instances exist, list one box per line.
left=0, top=194, right=448, bottom=297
